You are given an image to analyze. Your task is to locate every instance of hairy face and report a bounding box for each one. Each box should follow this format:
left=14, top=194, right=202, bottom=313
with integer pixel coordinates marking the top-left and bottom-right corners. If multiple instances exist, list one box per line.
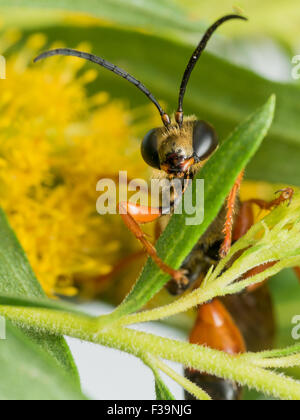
left=141, top=117, right=219, bottom=177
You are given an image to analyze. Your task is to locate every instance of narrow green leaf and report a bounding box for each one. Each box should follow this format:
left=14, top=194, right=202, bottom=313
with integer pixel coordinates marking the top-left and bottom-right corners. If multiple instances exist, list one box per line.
left=177, top=0, right=300, bottom=50
left=0, top=0, right=201, bottom=39
left=155, top=376, right=175, bottom=401
left=0, top=293, right=89, bottom=315
left=103, top=95, right=275, bottom=321
left=140, top=354, right=175, bottom=400
left=0, top=321, right=86, bottom=400
left=0, top=209, right=80, bottom=386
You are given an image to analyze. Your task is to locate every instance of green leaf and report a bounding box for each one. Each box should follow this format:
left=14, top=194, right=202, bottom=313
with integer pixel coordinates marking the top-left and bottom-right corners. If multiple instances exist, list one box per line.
left=177, top=0, right=300, bottom=49
left=0, top=321, right=86, bottom=400
left=140, top=354, right=175, bottom=400
left=0, top=209, right=80, bottom=387
left=13, top=20, right=299, bottom=186
left=102, top=95, right=275, bottom=321
left=155, top=376, right=175, bottom=401
left=0, top=293, right=89, bottom=315
left=0, top=0, right=201, bottom=39
left=5, top=0, right=300, bottom=52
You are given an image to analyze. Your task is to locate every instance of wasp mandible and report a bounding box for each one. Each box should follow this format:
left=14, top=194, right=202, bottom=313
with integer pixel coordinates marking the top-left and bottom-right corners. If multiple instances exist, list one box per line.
left=35, top=14, right=296, bottom=400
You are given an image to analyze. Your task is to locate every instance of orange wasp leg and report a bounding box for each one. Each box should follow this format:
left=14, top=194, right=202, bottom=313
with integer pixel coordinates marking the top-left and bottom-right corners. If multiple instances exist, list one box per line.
left=233, top=200, right=271, bottom=292
left=220, top=170, right=245, bottom=258
left=233, top=200, right=254, bottom=241
left=118, top=202, right=189, bottom=284
left=251, top=188, right=298, bottom=286
left=233, top=189, right=294, bottom=292
left=247, top=187, right=294, bottom=210
left=221, top=184, right=294, bottom=259
left=244, top=188, right=295, bottom=289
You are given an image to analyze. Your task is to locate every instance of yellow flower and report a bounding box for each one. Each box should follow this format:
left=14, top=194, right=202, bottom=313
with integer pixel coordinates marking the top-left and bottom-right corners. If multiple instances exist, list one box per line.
left=0, top=32, right=158, bottom=297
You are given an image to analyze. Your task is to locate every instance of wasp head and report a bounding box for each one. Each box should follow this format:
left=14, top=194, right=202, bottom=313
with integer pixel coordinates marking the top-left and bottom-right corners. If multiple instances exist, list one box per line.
left=141, top=117, right=219, bottom=178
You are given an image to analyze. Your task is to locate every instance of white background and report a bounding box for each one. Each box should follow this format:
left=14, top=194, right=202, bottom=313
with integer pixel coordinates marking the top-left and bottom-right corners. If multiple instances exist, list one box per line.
left=66, top=303, right=186, bottom=400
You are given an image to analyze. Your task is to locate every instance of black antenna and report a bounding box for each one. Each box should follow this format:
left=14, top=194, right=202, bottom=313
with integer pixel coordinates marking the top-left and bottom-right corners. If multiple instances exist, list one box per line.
left=34, top=48, right=171, bottom=127
left=176, top=14, right=248, bottom=126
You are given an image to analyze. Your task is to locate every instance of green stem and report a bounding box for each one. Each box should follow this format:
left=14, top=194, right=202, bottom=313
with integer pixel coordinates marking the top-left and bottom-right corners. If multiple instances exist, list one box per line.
left=0, top=306, right=300, bottom=400
left=241, top=344, right=300, bottom=360
left=112, top=261, right=288, bottom=327
left=248, top=354, right=300, bottom=369
left=113, top=285, right=218, bottom=327
left=149, top=355, right=211, bottom=401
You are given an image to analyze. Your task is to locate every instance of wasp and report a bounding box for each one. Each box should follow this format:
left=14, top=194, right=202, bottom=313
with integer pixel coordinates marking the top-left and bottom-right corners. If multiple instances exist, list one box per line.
left=35, top=14, right=296, bottom=400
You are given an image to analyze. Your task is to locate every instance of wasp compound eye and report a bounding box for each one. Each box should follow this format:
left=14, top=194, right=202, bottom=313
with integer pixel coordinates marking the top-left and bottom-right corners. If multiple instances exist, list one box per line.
left=193, top=121, right=219, bottom=161
left=141, top=128, right=160, bottom=169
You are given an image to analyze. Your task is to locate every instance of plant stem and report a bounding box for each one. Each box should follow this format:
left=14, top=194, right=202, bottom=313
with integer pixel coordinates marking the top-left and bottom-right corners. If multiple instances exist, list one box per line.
left=248, top=354, right=300, bottom=369
left=0, top=306, right=300, bottom=400
left=111, top=261, right=287, bottom=327
left=148, top=355, right=211, bottom=401
left=245, top=344, right=300, bottom=360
